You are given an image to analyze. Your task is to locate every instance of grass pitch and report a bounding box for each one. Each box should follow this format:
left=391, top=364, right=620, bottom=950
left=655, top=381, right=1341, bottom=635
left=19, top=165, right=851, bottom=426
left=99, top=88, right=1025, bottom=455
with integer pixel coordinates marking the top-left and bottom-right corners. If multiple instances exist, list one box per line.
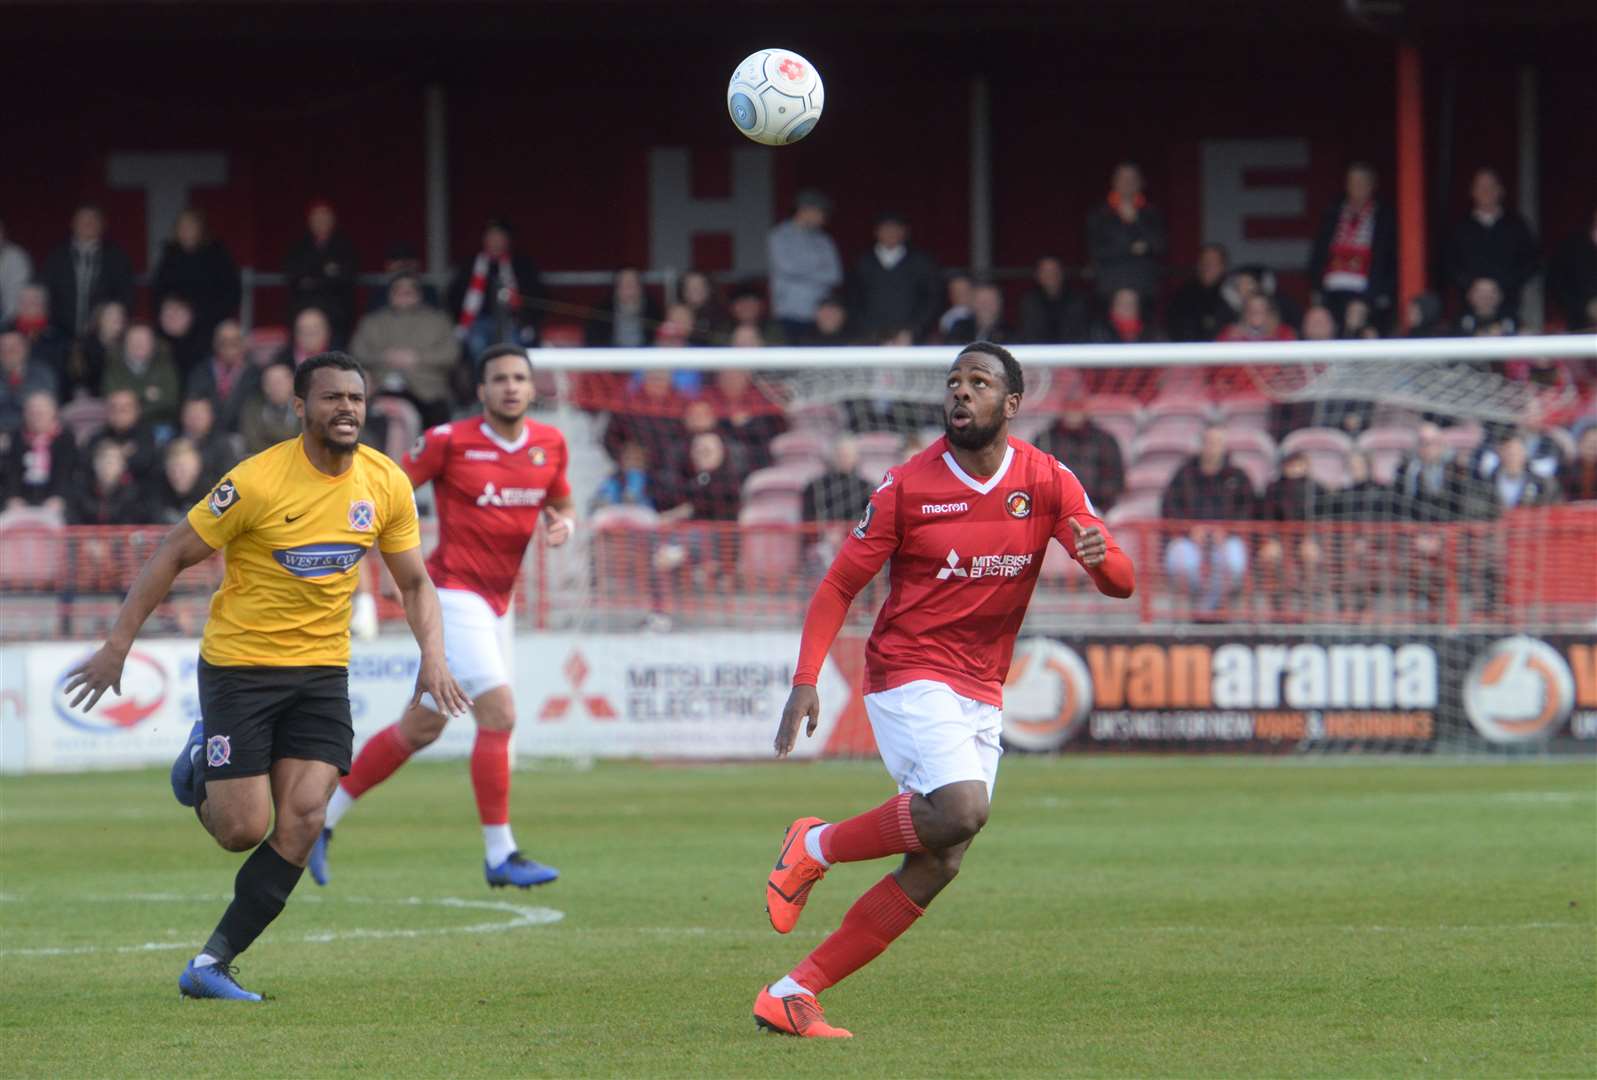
left=1, top=756, right=1593, bottom=1078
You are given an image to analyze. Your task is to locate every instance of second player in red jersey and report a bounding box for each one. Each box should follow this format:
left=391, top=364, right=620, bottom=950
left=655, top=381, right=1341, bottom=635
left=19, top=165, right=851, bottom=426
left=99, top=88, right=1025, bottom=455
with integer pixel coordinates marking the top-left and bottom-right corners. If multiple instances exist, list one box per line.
left=311, top=345, right=575, bottom=890
left=753, top=342, right=1134, bottom=1038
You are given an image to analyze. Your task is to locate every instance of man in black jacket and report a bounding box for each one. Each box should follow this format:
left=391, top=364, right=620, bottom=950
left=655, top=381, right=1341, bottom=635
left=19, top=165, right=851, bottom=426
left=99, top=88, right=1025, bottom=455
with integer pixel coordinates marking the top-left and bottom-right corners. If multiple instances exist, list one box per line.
left=846, top=212, right=940, bottom=343
left=39, top=204, right=136, bottom=339
left=1035, top=403, right=1124, bottom=512
left=1086, top=163, right=1168, bottom=306
left=1445, top=168, right=1539, bottom=318
left=284, top=201, right=359, bottom=344
left=1166, top=243, right=1235, bottom=342
left=1255, top=450, right=1327, bottom=611
left=1309, top=163, right=1397, bottom=331
left=1016, top=256, right=1087, bottom=344
left=1160, top=422, right=1256, bottom=615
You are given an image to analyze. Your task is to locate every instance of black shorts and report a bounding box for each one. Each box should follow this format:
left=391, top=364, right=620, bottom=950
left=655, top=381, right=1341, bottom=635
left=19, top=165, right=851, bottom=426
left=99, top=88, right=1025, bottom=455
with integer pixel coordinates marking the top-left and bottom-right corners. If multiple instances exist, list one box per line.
left=197, top=659, right=353, bottom=780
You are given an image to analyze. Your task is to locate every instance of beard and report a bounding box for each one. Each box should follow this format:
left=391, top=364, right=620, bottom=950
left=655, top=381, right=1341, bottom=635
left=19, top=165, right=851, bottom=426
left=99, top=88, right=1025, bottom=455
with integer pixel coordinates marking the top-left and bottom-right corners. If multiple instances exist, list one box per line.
left=944, top=409, right=1004, bottom=451
left=314, top=417, right=362, bottom=452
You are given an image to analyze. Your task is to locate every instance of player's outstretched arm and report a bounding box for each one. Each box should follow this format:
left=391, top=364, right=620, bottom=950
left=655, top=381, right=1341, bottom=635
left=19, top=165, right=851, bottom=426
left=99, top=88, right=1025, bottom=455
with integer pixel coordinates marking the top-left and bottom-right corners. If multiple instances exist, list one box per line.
left=63, top=521, right=217, bottom=711
left=1066, top=516, right=1135, bottom=598
left=774, top=684, right=821, bottom=758
left=381, top=545, right=473, bottom=717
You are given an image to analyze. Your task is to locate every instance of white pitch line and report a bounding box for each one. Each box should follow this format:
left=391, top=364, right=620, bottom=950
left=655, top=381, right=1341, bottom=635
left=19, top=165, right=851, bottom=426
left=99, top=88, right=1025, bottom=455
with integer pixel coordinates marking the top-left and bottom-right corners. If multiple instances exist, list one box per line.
left=0, top=894, right=562, bottom=959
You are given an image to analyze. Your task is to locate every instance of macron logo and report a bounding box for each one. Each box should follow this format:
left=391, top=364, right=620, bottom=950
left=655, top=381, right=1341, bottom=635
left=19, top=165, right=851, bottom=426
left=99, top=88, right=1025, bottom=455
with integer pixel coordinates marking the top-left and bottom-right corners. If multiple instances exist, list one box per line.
left=921, top=502, right=969, bottom=515
left=936, top=550, right=968, bottom=579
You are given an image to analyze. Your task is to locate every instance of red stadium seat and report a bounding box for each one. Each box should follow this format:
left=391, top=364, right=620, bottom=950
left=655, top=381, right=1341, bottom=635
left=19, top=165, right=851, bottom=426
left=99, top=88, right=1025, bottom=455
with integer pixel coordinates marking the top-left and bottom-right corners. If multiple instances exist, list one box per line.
left=1125, top=458, right=1180, bottom=495
left=738, top=503, right=804, bottom=585
left=1357, top=426, right=1418, bottom=484
left=1131, top=429, right=1200, bottom=472
left=1281, top=427, right=1355, bottom=491
left=1106, top=492, right=1161, bottom=525
left=744, top=462, right=823, bottom=504
left=1140, top=414, right=1206, bottom=447
left=0, top=515, right=64, bottom=590
left=1145, top=394, right=1215, bottom=423
left=769, top=429, right=832, bottom=466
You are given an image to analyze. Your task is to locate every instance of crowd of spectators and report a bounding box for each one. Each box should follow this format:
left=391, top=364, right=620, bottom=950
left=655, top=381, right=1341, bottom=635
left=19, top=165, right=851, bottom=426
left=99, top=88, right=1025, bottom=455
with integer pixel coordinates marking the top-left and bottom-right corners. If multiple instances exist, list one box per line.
left=1, top=165, right=1593, bottom=561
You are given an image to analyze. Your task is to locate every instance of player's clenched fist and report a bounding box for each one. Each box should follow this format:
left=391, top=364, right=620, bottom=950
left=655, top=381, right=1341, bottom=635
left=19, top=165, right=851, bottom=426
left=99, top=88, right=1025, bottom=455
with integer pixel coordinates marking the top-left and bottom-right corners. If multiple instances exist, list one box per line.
left=543, top=507, right=575, bottom=547
left=774, top=684, right=821, bottom=757
left=1068, top=516, right=1107, bottom=567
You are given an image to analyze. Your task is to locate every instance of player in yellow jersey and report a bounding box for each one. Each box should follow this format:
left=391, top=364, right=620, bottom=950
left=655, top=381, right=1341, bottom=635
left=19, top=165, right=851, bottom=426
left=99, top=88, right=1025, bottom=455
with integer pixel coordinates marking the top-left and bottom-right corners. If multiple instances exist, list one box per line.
left=64, top=352, right=470, bottom=1001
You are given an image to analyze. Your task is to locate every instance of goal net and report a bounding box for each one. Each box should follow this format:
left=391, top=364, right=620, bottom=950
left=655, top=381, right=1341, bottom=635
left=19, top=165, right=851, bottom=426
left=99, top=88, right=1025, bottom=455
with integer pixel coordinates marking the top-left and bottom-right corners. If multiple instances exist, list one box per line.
left=518, top=336, right=1596, bottom=756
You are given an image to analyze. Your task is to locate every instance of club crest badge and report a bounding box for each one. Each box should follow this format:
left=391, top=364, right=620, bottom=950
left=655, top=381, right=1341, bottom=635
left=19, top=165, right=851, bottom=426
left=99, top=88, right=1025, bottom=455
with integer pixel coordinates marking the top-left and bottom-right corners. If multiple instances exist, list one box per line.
left=207, top=479, right=238, bottom=517
left=529, top=446, right=547, bottom=467
left=205, top=734, right=231, bottom=768
left=348, top=500, right=375, bottom=531
left=1006, top=490, right=1032, bottom=519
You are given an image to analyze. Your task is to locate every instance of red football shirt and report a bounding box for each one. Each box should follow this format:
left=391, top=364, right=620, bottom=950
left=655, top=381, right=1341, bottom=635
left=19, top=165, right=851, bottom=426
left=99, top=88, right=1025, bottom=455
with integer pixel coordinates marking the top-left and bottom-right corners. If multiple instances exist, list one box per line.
left=402, top=417, right=571, bottom=615
left=793, top=435, right=1134, bottom=706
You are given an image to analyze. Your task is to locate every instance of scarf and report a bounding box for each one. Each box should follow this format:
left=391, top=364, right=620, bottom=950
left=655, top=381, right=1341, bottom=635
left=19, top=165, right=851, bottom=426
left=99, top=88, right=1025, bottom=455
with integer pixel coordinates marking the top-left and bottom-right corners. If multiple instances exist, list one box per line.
left=1324, top=200, right=1376, bottom=291
left=14, top=313, right=46, bottom=337
left=21, top=425, right=59, bottom=487
left=1111, top=313, right=1143, bottom=342
left=456, top=252, right=517, bottom=336
left=1107, top=191, right=1146, bottom=212
left=212, top=357, right=240, bottom=400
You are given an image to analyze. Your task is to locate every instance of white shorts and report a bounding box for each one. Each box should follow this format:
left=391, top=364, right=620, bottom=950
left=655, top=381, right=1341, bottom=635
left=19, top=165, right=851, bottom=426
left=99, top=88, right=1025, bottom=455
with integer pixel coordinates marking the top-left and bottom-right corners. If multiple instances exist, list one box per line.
left=419, top=588, right=513, bottom=710
left=864, top=680, right=1004, bottom=798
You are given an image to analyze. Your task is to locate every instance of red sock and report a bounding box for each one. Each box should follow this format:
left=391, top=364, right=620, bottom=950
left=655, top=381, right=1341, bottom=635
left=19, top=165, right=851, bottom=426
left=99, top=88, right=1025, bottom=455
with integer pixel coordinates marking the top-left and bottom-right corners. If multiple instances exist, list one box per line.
left=790, top=874, right=925, bottom=993
left=820, top=792, right=925, bottom=864
left=470, top=729, right=513, bottom=826
left=340, top=723, right=415, bottom=798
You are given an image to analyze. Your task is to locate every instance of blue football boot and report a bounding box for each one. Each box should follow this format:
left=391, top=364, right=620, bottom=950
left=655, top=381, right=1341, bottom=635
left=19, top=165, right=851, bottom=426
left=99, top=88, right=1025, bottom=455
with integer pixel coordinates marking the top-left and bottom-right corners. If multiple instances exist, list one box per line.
left=485, top=852, right=559, bottom=888
left=178, top=959, right=263, bottom=1001
left=308, top=828, right=333, bottom=887
left=170, top=721, right=205, bottom=807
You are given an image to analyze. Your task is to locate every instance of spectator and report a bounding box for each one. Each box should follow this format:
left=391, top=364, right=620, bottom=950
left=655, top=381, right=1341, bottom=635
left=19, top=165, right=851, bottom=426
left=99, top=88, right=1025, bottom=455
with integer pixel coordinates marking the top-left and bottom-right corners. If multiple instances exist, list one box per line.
left=1160, top=422, right=1256, bottom=615
left=1255, top=449, right=1327, bottom=609
left=1301, top=304, right=1337, bottom=341
left=1548, top=209, right=1597, bottom=330
left=284, top=200, right=358, bottom=342
left=1404, top=292, right=1447, bottom=337
left=728, top=283, right=784, bottom=344
left=1220, top=294, right=1297, bottom=342
left=69, top=438, right=147, bottom=526
left=1090, top=287, right=1162, bottom=344
left=3, top=284, right=69, bottom=374
left=602, top=368, right=688, bottom=467
left=660, top=430, right=743, bottom=524
left=801, top=436, right=875, bottom=568
left=103, top=324, right=182, bottom=435
left=273, top=307, right=334, bottom=369
left=186, top=319, right=260, bottom=433
left=675, top=269, right=728, bottom=343
left=150, top=437, right=210, bottom=523
left=1086, top=162, right=1168, bottom=305
left=1341, top=297, right=1381, bottom=339
left=767, top=189, right=842, bottom=341
left=1269, top=306, right=1369, bottom=438
left=1394, top=422, right=1491, bottom=520
left=1476, top=419, right=1564, bottom=481
left=239, top=362, right=301, bottom=454
left=653, top=303, right=696, bottom=350
left=3, top=390, right=75, bottom=514
left=1015, top=256, right=1085, bottom=345
left=0, top=219, right=32, bottom=323
left=1166, top=243, right=1234, bottom=342
left=584, top=267, right=661, bottom=349
left=177, top=396, right=241, bottom=490
left=703, top=367, right=786, bottom=471
left=591, top=439, right=657, bottom=511
left=156, top=295, right=209, bottom=386
left=350, top=272, right=459, bottom=428
left=1457, top=277, right=1517, bottom=337
left=368, top=242, right=439, bottom=310
left=38, top=204, right=135, bottom=339
left=1034, top=401, right=1125, bottom=511
left=1446, top=168, right=1539, bottom=316
left=937, top=272, right=973, bottom=342
left=0, top=329, right=57, bottom=434
left=1309, top=162, right=1397, bottom=329
left=729, top=324, right=766, bottom=349
left=65, top=300, right=127, bottom=400
left=666, top=399, right=749, bottom=484
left=152, top=208, right=241, bottom=349
left=448, top=218, right=548, bottom=361
left=804, top=296, right=851, bottom=346
left=1480, top=432, right=1560, bottom=508
left=1557, top=423, right=1597, bottom=501
left=88, top=388, right=160, bottom=483
left=947, top=282, right=1010, bottom=343
left=848, top=211, right=940, bottom=342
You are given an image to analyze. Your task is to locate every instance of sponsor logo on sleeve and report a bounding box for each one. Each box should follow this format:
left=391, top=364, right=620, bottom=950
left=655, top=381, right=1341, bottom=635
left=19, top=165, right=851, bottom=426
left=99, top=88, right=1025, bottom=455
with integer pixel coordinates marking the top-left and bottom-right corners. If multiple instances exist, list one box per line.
left=408, top=433, right=426, bottom=459
left=852, top=502, right=876, bottom=539
left=207, top=479, right=238, bottom=517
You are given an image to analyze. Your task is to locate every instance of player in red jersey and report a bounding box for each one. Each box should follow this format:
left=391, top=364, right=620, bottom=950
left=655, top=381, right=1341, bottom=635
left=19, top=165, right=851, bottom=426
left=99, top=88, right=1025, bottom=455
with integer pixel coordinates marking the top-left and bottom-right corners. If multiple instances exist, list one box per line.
left=309, top=345, right=575, bottom=889
left=752, top=342, right=1135, bottom=1038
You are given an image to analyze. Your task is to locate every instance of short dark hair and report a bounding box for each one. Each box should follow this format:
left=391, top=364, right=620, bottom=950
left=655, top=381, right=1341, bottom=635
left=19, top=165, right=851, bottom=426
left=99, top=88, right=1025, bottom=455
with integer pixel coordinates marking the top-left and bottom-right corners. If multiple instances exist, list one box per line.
left=294, top=351, right=365, bottom=399
left=477, top=344, right=533, bottom=383
left=957, top=341, right=1023, bottom=397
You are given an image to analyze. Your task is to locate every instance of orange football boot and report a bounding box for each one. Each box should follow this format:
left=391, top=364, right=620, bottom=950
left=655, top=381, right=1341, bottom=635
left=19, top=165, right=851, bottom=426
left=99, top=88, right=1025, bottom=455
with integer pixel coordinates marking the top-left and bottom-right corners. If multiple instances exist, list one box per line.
left=765, top=816, right=828, bottom=933
left=752, top=985, right=852, bottom=1038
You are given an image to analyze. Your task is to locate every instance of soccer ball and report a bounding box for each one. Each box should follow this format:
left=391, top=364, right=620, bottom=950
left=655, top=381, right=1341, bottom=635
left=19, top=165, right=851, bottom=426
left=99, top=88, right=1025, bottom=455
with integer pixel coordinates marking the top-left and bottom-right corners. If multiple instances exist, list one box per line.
left=727, top=49, right=824, bottom=146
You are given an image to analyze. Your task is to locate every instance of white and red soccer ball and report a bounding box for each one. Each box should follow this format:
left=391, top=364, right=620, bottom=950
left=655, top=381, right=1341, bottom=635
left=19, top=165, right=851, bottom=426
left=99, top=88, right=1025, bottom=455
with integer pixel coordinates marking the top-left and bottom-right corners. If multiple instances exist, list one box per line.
left=727, top=49, right=824, bottom=146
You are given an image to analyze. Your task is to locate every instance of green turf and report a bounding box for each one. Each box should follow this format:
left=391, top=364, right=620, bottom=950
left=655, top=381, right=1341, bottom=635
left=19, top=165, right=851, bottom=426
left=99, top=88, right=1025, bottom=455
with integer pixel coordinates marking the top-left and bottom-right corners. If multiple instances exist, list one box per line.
left=1, top=756, right=1593, bottom=1078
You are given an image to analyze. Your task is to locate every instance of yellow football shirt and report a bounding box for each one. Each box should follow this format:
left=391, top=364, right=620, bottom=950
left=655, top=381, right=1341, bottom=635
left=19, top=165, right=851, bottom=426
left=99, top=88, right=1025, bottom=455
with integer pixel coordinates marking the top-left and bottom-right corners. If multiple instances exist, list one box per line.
left=186, top=437, right=421, bottom=667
